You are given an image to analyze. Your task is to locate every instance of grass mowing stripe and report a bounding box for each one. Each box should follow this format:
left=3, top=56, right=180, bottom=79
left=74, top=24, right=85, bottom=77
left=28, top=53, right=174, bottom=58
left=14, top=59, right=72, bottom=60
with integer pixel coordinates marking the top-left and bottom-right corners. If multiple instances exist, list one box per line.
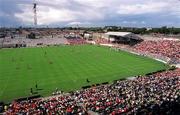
left=0, top=45, right=168, bottom=102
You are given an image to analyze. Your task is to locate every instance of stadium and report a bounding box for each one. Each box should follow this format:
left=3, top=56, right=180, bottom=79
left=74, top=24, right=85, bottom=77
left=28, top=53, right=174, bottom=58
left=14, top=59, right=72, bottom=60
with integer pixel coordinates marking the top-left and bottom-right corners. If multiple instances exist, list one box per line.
left=0, top=28, right=180, bottom=114
left=0, top=0, right=180, bottom=115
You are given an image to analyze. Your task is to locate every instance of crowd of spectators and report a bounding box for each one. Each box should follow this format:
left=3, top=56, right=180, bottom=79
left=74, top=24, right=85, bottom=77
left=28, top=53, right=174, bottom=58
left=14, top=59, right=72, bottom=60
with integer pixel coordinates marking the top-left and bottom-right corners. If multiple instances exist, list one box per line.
left=153, top=68, right=180, bottom=77
left=67, top=38, right=86, bottom=45
left=26, top=37, right=69, bottom=46
left=94, top=39, right=180, bottom=64
left=6, top=69, right=180, bottom=115
left=134, top=40, right=180, bottom=63
left=95, top=38, right=110, bottom=44
left=1, top=36, right=69, bottom=48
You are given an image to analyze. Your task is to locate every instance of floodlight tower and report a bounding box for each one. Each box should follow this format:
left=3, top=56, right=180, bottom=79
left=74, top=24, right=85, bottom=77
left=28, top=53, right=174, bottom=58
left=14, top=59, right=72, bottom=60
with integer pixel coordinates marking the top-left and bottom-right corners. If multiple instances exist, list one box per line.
left=33, top=0, right=37, bottom=27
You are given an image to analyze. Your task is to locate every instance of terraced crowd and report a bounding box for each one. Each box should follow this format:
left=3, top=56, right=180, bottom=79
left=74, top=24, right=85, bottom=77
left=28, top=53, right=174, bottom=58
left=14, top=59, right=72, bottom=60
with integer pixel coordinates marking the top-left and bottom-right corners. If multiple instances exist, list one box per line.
left=6, top=69, right=180, bottom=115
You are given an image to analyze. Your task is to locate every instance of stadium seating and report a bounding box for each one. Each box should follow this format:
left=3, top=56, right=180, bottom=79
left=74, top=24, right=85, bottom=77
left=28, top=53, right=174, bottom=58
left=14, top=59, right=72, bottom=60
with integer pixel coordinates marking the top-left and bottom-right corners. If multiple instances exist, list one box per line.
left=67, top=38, right=86, bottom=45
left=134, top=40, right=180, bottom=63
left=5, top=69, right=180, bottom=115
left=95, top=38, right=109, bottom=44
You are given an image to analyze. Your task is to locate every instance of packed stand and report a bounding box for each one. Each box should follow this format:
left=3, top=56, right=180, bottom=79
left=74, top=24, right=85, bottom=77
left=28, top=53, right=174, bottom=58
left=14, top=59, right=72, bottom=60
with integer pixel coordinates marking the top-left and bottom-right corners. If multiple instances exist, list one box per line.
left=95, top=38, right=110, bottom=44
left=67, top=38, right=86, bottom=45
left=1, top=36, right=69, bottom=47
left=6, top=69, right=180, bottom=115
left=134, top=40, right=180, bottom=63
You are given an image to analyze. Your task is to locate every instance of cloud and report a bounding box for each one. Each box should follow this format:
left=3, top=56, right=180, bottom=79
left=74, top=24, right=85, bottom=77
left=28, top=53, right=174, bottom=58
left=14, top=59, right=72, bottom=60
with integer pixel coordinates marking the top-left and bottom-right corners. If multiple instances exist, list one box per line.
left=67, top=21, right=82, bottom=25
left=117, top=1, right=169, bottom=15
left=67, top=21, right=91, bottom=26
left=15, top=5, right=77, bottom=25
left=0, top=0, right=180, bottom=27
left=123, top=21, right=137, bottom=24
left=14, top=0, right=105, bottom=25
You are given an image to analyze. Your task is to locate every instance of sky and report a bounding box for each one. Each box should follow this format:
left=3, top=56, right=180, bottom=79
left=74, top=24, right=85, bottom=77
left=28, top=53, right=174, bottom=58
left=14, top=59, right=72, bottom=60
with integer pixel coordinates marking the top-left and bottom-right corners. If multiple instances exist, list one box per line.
left=0, top=0, right=180, bottom=27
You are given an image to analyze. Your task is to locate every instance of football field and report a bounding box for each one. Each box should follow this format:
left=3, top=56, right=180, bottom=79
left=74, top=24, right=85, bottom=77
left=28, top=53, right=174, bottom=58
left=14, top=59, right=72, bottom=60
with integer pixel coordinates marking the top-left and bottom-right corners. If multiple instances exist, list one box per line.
left=0, top=45, right=168, bottom=102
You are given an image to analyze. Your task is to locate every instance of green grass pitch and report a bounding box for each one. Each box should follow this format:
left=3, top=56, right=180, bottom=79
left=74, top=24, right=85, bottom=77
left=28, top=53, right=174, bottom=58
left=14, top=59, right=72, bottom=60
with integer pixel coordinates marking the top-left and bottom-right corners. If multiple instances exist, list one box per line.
left=0, top=45, right=168, bottom=102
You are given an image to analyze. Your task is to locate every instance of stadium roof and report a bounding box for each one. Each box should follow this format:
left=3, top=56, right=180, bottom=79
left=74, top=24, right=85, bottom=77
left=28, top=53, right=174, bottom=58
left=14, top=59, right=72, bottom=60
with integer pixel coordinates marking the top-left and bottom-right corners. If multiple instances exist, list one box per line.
left=105, top=32, right=132, bottom=37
